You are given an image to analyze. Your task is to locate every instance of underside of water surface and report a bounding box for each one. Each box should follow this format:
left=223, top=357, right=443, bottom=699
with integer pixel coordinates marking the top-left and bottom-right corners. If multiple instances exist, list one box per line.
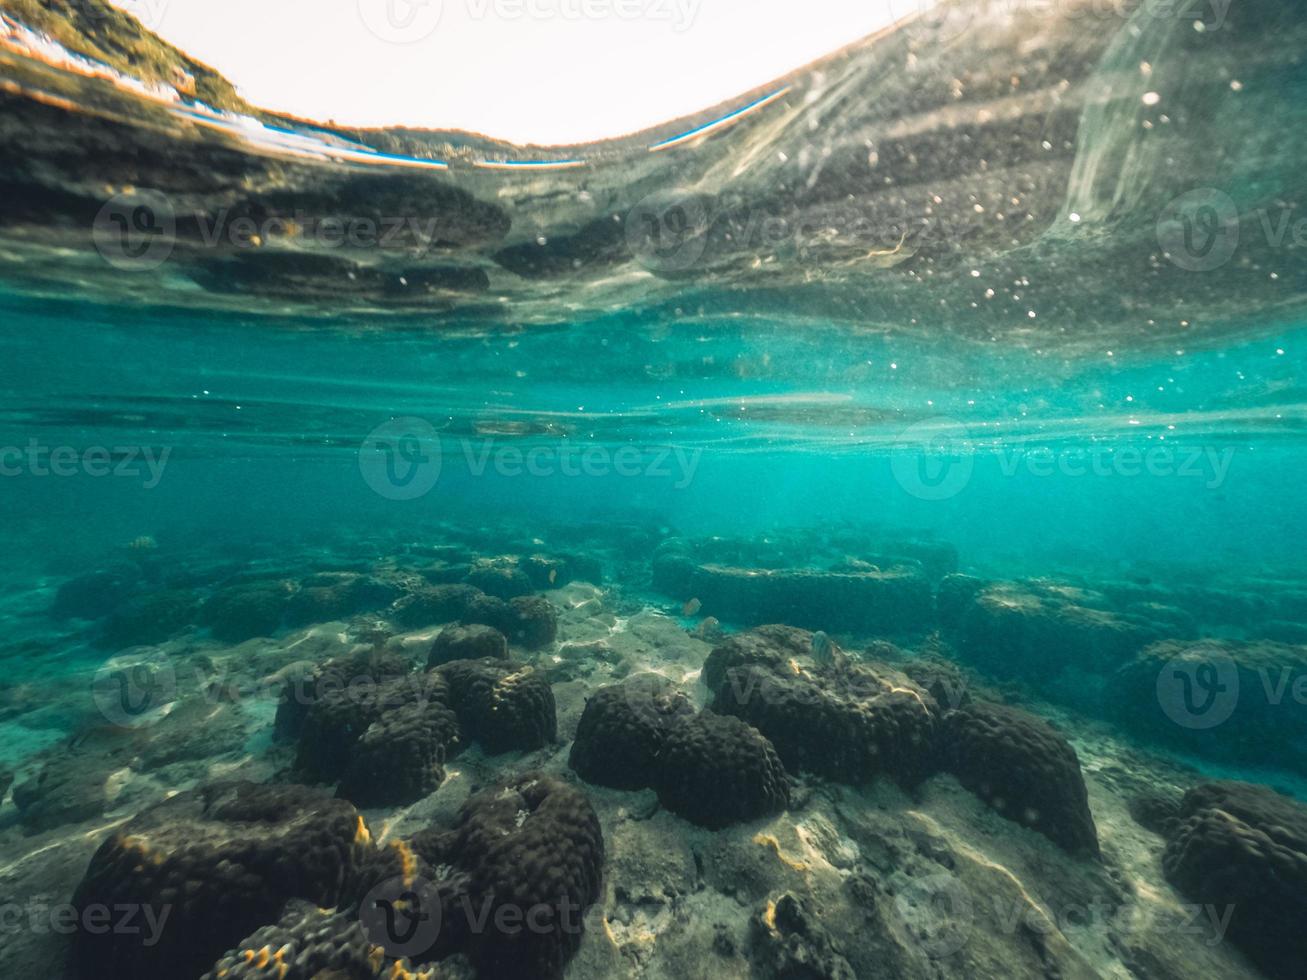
left=0, top=1, right=1306, bottom=979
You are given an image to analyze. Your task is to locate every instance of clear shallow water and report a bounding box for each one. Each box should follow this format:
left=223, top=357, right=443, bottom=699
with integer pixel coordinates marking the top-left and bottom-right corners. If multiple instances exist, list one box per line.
left=3, top=2, right=1307, bottom=979
left=1, top=293, right=1303, bottom=574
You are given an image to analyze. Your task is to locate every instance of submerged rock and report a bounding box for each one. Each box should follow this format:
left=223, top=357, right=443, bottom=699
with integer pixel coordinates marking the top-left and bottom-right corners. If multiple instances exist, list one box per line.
left=71, top=782, right=369, bottom=980
left=569, top=676, right=696, bottom=790
left=410, top=773, right=605, bottom=980
left=12, top=753, right=111, bottom=832
left=284, top=573, right=400, bottom=627
left=50, top=563, right=142, bottom=620
left=955, top=581, right=1164, bottom=684
left=1162, top=781, right=1307, bottom=980
left=427, top=623, right=510, bottom=668
left=654, top=711, right=790, bottom=830
left=436, top=658, right=557, bottom=754
left=466, top=564, right=534, bottom=600
left=96, top=589, right=200, bottom=649
left=199, top=579, right=293, bottom=642
left=750, top=892, right=856, bottom=980
left=200, top=900, right=445, bottom=980
left=705, top=626, right=941, bottom=787
left=940, top=701, right=1100, bottom=857
left=393, top=584, right=481, bottom=629
left=653, top=539, right=933, bottom=635
left=1106, top=638, right=1307, bottom=775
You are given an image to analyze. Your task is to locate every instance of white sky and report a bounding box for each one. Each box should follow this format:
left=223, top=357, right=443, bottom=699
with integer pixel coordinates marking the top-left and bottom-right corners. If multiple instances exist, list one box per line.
left=110, top=0, right=910, bottom=144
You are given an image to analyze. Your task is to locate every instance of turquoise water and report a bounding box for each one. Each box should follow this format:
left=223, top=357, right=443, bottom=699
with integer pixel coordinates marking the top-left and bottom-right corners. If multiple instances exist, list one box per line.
left=2, top=295, right=1303, bottom=575
left=3, top=1, right=1307, bottom=978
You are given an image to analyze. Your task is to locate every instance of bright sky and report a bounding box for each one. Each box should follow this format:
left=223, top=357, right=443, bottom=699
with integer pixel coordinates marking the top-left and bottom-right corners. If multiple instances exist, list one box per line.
left=110, top=0, right=909, bottom=144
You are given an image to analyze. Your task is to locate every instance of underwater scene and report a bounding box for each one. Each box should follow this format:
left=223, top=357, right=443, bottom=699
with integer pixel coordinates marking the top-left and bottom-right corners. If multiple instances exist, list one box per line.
left=1, top=0, right=1307, bottom=977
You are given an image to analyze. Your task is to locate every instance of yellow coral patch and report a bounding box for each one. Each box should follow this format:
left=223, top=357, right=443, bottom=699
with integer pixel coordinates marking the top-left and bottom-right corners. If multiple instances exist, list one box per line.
left=391, top=840, right=418, bottom=886
left=753, top=833, right=808, bottom=872
left=355, top=815, right=372, bottom=845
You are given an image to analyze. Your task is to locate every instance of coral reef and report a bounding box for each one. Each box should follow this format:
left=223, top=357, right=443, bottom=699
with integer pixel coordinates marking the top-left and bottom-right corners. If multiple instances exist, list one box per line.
left=97, top=589, right=200, bottom=648
left=568, top=676, right=695, bottom=790
left=940, top=701, right=1100, bottom=857
left=428, top=623, right=510, bottom=668
left=436, top=658, right=557, bottom=754
left=199, top=900, right=445, bottom=980
left=71, top=782, right=369, bottom=980
left=1106, top=638, right=1307, bottom=775
left=954, top=582, right=1163, bottom=683
left=1162, top=781, right=1307, bottom=980
left=705, top=626, right=942, bottom=787
left=410, top=773, right=605, bottom=980
left=336, top=694, right=462, bottom=808
left=199, top=580, right=293, bottom=642
left=654, top=711, right=790, bottom=830
left=654, top=538, right=933, bottom=635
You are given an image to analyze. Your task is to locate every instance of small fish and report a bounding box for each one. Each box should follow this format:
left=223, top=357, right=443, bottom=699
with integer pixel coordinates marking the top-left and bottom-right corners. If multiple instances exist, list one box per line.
left=811, top=631, right=847, bottom=669
left=128, top=535, right=157, bottom=551
left=549, top=568, right=558, bottom=584
left=682, top=597, right=701, bottom=617
left=694, top=616, right=723, bottom=641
